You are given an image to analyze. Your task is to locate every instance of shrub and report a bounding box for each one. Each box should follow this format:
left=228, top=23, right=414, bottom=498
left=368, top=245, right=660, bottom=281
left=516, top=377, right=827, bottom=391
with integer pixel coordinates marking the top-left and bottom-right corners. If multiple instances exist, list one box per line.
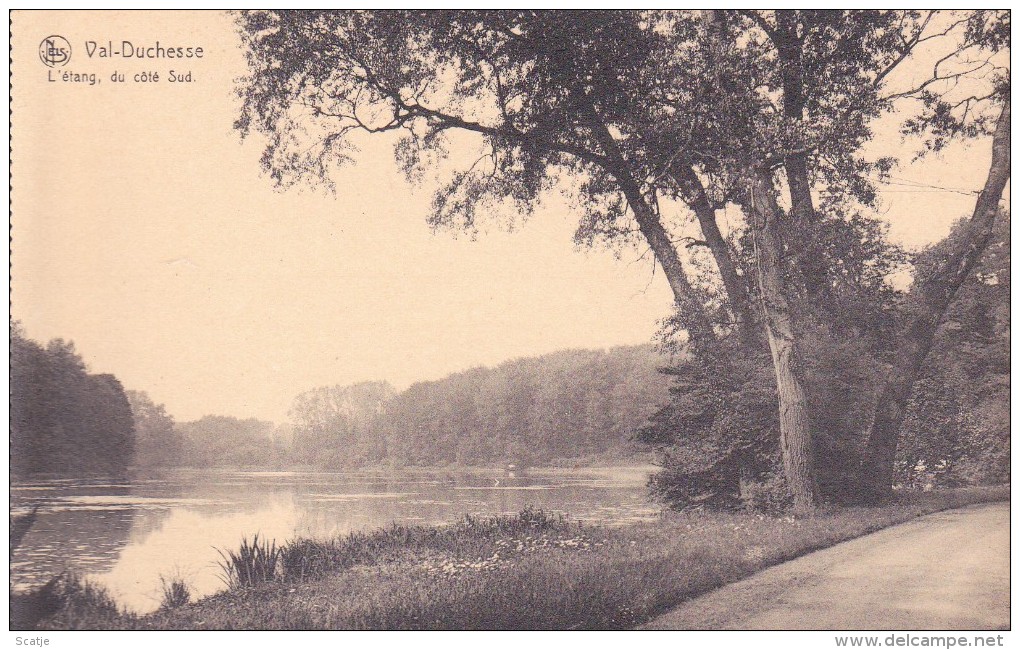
left=639, top=343, right=780, bottom=512
left=28, top=574, right=130, bottom=630
left=739, top=471, right=793, bottom=515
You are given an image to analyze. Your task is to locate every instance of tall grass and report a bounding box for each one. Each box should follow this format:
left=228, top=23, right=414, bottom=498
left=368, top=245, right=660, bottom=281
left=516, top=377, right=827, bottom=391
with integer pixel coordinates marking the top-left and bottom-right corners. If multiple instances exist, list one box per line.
left=216, top=534, right=281, bottom=588
left=159, top=575, right=192, bottom=610
left=279, top=506, right=568, bottom=580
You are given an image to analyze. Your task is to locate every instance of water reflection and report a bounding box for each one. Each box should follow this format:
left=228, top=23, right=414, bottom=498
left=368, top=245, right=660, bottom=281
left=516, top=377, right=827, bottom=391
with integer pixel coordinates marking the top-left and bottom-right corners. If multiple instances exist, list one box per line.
left=10, top=467, right=659, bottom=613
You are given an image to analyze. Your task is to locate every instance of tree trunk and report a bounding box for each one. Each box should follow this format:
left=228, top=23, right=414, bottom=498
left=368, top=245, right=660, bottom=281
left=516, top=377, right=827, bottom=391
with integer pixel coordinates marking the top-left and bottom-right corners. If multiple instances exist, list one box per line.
left=857, top=98, right=1011, bottom=502
left=771, top=10, right=840, bottom=308
left=577, top=98, right=716, bottom=346
left=630, top=194, right=716, bottom=346
left=745, top=171, right=820, bottom=515
left=672, top=165, right=757, bottom=343
left=773, top=11, right=815, bottom=228
left=702, top=10, right=818, bottom=513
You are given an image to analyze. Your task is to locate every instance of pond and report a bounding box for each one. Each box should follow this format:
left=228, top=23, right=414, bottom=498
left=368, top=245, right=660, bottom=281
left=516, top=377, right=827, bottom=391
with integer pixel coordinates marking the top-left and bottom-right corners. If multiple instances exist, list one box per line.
left=10, top=466, right=661, bottom=613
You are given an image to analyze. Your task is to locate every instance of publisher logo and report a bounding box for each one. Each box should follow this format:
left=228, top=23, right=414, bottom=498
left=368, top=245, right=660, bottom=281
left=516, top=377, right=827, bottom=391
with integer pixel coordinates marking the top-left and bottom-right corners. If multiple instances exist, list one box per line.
left=39, top=35, right=71, bottom=67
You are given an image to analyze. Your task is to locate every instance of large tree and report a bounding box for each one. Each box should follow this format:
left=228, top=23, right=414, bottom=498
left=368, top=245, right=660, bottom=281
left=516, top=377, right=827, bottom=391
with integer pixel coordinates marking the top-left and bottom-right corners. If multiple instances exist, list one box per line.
left=849, top=10, right=1011, bottom=500
left=235, top=10, right=1009, bottom=511
left=675, top=10, right=1009, bottom=509
left=235, top=9, right=827, bottom=506
left=858, top=101, right=1010, bottom=499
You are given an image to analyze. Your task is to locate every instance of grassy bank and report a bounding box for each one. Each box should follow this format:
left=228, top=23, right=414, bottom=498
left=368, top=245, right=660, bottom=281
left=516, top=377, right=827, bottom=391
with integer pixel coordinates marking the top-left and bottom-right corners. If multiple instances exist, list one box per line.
left=36, top=485, right=1008, bottom=630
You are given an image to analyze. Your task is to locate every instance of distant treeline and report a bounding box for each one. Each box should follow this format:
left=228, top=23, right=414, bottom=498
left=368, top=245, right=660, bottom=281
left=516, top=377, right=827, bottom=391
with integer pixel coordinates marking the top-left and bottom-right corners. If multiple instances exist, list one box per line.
left=11, top=325, right=135, bottom=476
left=125, top=345, right=671, bottom=471
left=11, top=321, right=669, bottom=476
left=9, top=326, right=291, bottom=477
left=289, top=346, right=670, bottom=467
left=128, top=396, right=291, bottom=470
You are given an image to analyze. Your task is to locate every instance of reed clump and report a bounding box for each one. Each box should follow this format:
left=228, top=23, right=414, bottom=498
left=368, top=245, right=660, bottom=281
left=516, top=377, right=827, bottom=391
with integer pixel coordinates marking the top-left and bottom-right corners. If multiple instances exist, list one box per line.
left=159, top=576, right=192, bottom=610
left=216, top=534, right=282, bottom=588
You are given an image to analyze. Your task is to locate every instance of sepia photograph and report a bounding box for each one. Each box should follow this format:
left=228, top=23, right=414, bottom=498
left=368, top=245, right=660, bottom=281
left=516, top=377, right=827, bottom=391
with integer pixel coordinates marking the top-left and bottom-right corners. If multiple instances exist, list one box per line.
left=8, top=9, right=1011, bottom=639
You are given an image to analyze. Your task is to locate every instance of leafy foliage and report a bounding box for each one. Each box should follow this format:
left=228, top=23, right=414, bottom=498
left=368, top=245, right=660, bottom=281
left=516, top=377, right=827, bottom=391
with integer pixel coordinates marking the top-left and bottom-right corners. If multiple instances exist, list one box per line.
left=898, top=11, right=1010, bottom=154
left=644, top=247, right=896, bottom=511
left=176, top=415, right=288, bottom=469
left=289, top=381, right=395, bottom=467
left=10, top=326, right=135, bottom=477
left=377, top=346, right=669, bottom=467
left=132, top=345, right=669, bottom=470
left=127, top=391, right=187, bottom=468
left=896, top=214, right=1010, bottom=487
left=643, top=214, right=1009, bottom=511
left=283, top=346, right=671, bottom=468
left=231, top=10, right=1009, bottom=508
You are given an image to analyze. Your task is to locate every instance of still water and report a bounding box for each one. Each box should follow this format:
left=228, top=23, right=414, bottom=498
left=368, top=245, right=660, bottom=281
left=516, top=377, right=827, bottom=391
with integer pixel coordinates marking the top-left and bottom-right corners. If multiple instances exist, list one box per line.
left=10, top=467, right=660, bottom=613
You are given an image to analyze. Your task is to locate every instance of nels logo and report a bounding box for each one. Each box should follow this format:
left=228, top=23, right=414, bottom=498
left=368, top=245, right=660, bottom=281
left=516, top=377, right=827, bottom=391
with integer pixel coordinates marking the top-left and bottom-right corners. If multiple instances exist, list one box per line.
left=39, top=35, right=71, bottom=67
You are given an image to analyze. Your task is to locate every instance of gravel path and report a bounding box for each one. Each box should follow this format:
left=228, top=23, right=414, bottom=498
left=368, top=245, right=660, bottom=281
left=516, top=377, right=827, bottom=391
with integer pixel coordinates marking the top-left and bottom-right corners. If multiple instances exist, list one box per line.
left=642, top=502, right=1009, bottom=630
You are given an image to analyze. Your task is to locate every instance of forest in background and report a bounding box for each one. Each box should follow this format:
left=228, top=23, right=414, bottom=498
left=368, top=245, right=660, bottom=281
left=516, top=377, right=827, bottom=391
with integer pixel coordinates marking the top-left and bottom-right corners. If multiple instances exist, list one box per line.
left=10, top=335, right=671, bottom=476
left=128, top=344, right=669, bottom=471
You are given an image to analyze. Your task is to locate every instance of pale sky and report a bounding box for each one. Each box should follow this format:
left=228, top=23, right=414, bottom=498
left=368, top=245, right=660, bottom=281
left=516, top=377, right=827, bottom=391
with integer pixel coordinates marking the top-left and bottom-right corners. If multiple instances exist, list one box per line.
left=10, top=11, right=1007, bottom=423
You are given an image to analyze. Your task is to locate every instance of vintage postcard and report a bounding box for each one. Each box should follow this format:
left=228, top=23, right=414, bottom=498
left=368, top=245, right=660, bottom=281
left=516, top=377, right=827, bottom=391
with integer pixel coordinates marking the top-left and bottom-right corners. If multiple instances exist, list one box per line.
left=9, top=9, right=1010, bottom=639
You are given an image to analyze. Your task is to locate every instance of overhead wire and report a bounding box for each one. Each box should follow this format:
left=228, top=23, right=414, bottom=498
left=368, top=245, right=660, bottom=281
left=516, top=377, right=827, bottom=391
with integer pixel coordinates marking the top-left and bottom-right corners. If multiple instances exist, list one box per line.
left=868, top=172, right=1008, bottom=203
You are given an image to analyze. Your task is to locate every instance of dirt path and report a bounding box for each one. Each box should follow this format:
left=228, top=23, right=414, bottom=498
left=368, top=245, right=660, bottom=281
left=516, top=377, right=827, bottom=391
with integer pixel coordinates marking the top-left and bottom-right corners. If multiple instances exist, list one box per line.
left=642, top=502, right=1009, bottom=630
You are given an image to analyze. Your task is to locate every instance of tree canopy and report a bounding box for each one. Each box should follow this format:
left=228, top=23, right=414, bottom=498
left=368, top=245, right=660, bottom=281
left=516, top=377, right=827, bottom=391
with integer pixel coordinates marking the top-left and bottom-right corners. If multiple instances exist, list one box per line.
left=10, top=325, right=135, bottom=477
left=127, top=390, right=188, bottom=469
